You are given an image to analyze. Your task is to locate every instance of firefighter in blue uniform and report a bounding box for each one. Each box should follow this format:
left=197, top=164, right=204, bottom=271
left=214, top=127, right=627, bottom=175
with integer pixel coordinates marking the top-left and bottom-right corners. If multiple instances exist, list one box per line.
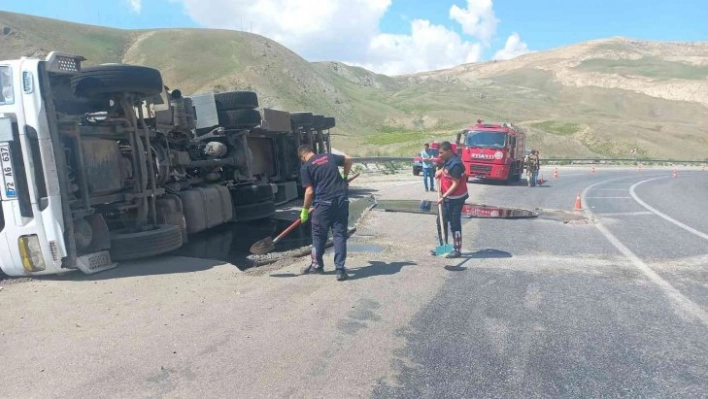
left=298, top=144, right=353, bottom=281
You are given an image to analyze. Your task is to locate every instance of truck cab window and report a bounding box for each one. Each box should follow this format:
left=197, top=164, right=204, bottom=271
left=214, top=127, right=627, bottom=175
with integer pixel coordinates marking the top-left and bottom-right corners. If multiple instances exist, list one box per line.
left=0, top=66, right=13, bottom=105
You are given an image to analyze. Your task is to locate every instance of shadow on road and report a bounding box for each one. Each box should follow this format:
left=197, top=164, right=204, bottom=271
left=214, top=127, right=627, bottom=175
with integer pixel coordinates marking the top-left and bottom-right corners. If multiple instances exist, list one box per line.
left=348, top=260, right=417, bottom=280
left=269, top=260, right=417, bottom=280
left=443, top=248, right=512, bottom=272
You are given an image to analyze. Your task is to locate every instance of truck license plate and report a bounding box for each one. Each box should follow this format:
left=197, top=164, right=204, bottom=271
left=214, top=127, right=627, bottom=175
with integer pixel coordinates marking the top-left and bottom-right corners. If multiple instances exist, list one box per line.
left=0, top=143, right=17, bottom=198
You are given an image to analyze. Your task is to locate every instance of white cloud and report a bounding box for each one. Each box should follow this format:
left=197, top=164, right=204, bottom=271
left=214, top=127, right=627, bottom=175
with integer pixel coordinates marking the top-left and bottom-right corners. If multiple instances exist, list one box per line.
left=449, top=0, right=499, bottom=45
left=359, top=19, right=482, bottom=75
left=493, top=32, right=533, bottom=60
left=168, top=0, right=527, bottom=75
left=126, top=0, right=142, bottom=13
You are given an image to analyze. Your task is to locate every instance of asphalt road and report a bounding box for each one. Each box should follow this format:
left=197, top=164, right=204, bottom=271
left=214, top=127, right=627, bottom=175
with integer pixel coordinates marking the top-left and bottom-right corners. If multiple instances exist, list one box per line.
left=373, top=167, right=708, bottom=398
left=1, top=166, right=707, bottom=398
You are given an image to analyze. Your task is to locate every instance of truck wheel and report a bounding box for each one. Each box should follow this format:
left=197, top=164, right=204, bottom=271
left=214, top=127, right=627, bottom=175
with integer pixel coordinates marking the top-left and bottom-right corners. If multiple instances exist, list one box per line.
left=290, top=112, right=313, bottom=129
left=217, top=109, right=262, bottom=129
left=233, top=201, right=276, bottom=223
left=214, top=91, right=259, bottom=110
left=413, top=167, right=421, bottom=176
left=109, top=224, right=184, bottom=262
left=72, top=64, right=164, bottom=99
left=321, top=117, right=336, bottom=130
left=232, top=184, right=274, bottom=205
left=311, top=114, right=325, bottom=130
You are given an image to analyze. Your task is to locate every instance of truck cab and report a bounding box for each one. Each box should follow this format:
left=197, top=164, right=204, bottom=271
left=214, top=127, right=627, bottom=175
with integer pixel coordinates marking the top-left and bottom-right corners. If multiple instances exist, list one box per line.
left=455, top=121, right=525, bottom=183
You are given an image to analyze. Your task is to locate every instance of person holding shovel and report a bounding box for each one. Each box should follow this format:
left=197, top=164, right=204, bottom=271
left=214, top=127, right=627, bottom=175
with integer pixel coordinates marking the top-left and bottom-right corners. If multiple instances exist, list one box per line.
left=298, top=144, right=353, bottom=281
left=433, top=141, right=469, bottom=259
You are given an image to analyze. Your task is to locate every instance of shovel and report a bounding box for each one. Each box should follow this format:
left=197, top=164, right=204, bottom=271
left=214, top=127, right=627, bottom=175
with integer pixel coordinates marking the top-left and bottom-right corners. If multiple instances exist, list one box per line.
left=433, top=190, right=453, bottom=256
left=249, top=173, right=361, bottom=255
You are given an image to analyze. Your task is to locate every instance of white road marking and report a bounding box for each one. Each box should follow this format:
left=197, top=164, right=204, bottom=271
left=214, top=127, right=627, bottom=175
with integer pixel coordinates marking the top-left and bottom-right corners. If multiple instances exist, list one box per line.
left=595, top=211, right=653, bottom=216
left=630, top=177, right=708, bottom=242
left=582, top=177, right=708, bottom=327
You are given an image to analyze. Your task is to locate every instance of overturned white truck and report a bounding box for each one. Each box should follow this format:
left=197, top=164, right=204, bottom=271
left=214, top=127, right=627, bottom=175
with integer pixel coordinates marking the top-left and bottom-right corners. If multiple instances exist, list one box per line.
left=0, top=52, right=335, bottom=277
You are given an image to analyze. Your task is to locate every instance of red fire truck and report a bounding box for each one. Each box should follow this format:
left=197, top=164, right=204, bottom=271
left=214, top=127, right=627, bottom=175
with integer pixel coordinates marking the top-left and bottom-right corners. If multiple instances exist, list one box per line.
left=455, top=121, right=526, bottom=183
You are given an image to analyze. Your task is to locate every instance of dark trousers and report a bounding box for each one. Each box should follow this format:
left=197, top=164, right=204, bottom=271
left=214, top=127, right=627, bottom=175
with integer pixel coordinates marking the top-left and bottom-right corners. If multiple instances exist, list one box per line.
left=310, top=196, right=349, bottom=270
left=423, top=167, right=434, bottom=190
left=436, top=197, right=466, bottom=251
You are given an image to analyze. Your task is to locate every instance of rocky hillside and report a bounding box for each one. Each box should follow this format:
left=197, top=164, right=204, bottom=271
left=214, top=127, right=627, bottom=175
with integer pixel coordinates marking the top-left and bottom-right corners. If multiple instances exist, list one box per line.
left=1, top=11, right=707, bottom=159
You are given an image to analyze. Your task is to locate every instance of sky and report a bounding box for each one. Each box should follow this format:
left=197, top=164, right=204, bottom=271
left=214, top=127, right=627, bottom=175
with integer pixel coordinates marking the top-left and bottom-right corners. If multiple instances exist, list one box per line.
left=2, top=0, right=707, bottom=75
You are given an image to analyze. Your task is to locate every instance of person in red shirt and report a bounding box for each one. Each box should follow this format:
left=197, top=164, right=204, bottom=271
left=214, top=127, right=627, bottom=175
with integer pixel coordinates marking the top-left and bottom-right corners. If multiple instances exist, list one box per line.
left=433, top=141, right=469, bottom=258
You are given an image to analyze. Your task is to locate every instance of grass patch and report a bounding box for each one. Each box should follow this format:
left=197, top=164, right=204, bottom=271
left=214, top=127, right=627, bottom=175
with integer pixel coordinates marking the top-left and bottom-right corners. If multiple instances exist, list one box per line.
left=530, top=121, right=582, bottom=136
left=363, top=129, right=426, bottom=146
left=575, top=57, right=708, bottom=80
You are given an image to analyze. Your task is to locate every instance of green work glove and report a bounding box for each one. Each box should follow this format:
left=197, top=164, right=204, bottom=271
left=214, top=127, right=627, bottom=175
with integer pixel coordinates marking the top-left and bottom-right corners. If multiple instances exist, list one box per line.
left=342, top=172, right=348, bottom=181
left=300, top=207, right=309, bottom=223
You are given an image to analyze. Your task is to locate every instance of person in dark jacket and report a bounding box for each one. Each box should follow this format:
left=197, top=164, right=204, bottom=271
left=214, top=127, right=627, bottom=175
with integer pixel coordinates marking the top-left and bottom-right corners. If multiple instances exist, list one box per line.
left=298, top=145, right=353, bottom=281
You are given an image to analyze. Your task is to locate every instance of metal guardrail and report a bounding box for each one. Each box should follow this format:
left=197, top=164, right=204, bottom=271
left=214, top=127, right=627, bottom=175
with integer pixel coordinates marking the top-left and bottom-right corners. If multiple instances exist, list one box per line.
left=353, top=157, right=707, bottom=165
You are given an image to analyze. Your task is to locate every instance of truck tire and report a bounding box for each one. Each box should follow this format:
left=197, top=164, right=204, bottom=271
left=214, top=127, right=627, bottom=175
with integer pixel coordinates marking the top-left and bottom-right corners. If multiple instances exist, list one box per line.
left=290, top=112, right=313, bottom=129
left=312, top=114, right=325, bottom=130
left=233, top=201, right=276, bottom=223
left=321, top=116, right=336, bottom=130
left=109, top=224, right=184, bottom=262
left=232, top=184, right=274, bottom=205
left=413, top=166, right=422, bottom=176
left=214, top=91, right=259, bottom=110
left=217, top=109, right=262, bottom=129
left=72, top=64, right=164, bottom=99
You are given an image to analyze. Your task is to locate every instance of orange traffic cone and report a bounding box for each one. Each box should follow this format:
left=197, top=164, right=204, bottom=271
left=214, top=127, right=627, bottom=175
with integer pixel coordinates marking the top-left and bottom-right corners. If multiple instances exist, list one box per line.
left=702, top=164, right=705, bottom=171
left=538, top=175, right=545, bottom=185
left=637, top=163, right=642, bottom=171
left=672, top=169, right=678, bottom=179
left=574, top=193, right=582, bottom=211
left=553, top=168, right=559, bottom=178
left=591, top=166, right=596, bottom=173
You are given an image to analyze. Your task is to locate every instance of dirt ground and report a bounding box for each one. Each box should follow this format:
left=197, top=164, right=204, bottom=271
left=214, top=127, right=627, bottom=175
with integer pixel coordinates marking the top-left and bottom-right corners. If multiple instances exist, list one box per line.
left=0, top=170, right=488, bottom=398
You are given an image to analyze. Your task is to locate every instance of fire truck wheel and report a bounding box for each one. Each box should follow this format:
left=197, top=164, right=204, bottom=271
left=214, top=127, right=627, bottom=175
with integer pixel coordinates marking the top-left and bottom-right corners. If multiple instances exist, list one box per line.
left=232, top=184, right=275, bottom=206
left=71, top=64, right=164, bottom=99
left=217, top=109, right=262, bottom=129
left=109, top=224, right=184, bottom=262
left=214, top=91, right=259, bottom=110
left=233, top=201, right=276, bottom=223
left=311, top=114, right=325, bottom=130
left=321, top=116, right=336, bottom=130
left=290, top=112, right=313, bottom=129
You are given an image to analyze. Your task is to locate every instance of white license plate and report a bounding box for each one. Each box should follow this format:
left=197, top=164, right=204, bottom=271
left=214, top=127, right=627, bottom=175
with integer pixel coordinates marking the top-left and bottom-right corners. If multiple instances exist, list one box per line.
left=0, top=143, right=17, bottom=198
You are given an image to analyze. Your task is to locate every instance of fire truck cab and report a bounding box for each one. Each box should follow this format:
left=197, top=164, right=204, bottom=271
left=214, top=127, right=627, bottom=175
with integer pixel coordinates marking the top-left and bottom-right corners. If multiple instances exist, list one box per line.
left=456, top=121, right=525, bottom=184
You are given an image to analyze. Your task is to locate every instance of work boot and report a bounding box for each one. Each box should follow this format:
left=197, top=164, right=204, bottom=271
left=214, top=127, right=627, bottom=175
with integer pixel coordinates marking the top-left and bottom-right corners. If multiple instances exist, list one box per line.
left=336, top=269, right=349, bottom=281
left=301, top=264, right=324, bottom=275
